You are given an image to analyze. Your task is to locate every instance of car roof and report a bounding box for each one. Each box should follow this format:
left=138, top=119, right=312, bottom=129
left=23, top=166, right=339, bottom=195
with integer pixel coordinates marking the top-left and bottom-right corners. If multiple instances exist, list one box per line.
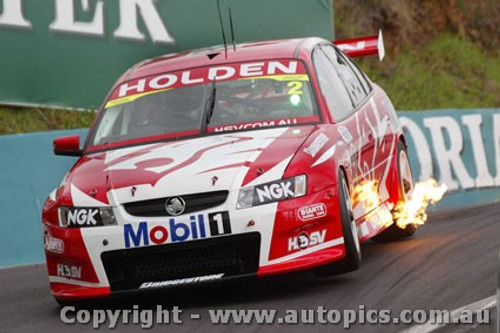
left=123, top=37, right=326, bottom=81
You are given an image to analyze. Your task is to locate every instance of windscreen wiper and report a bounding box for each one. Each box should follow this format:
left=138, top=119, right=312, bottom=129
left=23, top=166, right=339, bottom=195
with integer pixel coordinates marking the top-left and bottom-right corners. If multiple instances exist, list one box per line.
left=201, top=79, right=217, bottom=133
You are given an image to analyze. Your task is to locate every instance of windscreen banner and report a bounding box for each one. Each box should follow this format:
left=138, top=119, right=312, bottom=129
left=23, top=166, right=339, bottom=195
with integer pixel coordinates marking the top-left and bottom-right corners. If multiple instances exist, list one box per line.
left=0, top=0, right=334, bottom=109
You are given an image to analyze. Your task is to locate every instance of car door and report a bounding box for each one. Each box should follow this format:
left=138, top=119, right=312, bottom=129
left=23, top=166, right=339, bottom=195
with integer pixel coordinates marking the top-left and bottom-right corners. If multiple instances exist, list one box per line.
left=311, top=45, right=364, bottom=185
left=336, top=48, right=394, bottom=164
left=322, top=45, right=393, bottom=188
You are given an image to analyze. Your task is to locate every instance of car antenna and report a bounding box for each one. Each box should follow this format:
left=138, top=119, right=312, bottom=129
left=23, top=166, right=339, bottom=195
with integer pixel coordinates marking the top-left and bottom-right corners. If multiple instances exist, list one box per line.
left=216, top=0, right=228, bottom=59
left=228, top=6, right=236, bottom=51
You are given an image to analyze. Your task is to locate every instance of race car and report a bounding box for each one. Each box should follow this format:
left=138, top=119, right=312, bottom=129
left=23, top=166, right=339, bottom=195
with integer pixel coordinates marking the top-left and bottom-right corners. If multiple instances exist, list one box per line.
left=42, top=33, right=416, bottom=303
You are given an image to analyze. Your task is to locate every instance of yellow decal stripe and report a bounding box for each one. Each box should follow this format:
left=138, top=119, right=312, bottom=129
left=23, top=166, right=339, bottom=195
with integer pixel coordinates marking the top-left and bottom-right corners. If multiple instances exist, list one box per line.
left=242, top=74, right=309, bottom=82
left=105, top=88, right=171, bottom=109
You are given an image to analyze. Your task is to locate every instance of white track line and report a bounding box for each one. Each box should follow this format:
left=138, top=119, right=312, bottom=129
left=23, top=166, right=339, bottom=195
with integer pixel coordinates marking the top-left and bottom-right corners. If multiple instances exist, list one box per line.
left=398, top=295, right=496, bottom=333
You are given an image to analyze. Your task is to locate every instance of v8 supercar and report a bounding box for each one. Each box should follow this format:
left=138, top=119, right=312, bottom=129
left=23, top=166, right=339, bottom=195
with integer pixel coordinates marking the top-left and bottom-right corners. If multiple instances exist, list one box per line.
left=42, top=34, right=416, bottom=303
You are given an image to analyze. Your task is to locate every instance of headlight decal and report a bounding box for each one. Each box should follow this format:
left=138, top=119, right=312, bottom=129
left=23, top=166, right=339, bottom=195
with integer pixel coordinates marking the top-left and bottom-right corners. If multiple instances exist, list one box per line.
left=58, top=207, right=117, bottom=228
left=237, top=175, right=307, bottom=209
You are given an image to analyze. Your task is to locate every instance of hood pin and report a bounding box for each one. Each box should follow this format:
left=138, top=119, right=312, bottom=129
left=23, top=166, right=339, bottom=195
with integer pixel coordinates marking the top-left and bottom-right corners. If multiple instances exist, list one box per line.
left=212, top=176, right=218, bottom=186
left=131, top=186, right=137, bottom=197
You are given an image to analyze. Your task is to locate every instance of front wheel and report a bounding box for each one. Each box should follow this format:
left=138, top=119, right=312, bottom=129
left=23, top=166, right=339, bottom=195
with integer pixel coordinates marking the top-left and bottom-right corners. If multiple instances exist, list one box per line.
left=372, top=141, right=416, bottom=242
left=315, top=171, right=361, bottom=277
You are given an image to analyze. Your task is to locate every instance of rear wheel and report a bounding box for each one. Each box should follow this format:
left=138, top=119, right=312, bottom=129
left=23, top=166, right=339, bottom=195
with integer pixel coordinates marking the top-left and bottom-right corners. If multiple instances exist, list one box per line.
left=315, top=171, right=361, bottom=277
left=372, top=141, right=416, bottom=242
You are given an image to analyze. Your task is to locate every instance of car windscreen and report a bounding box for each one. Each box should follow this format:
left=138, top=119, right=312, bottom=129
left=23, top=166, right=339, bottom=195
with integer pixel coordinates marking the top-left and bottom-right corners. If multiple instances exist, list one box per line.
left=88, top=59, right=319, bottom=152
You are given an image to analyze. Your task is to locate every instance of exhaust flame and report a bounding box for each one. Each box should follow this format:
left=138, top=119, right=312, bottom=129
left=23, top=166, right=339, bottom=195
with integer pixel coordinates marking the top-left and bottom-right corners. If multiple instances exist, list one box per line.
left=394, top=179, right=447, bottom=229
left=351, top=178, right=447, bottom=230
left=352, top=180, right=379, bottom=213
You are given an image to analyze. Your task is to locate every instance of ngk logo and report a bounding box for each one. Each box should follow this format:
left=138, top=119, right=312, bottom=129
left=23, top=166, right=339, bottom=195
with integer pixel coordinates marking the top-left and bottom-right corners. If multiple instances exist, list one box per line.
left=288, top=230, right=326, bottom=251
left=255, top=180, right=294, bottom=204
left=67, top=208, right=99, bottom=227
left=57, top=264, right=82, bottom=279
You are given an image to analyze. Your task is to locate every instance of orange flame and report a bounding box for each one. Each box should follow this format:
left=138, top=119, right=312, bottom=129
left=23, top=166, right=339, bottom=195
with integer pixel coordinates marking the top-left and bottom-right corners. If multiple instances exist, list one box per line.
left=393, top=179, right=447, bottom=229
left=352, top=179, right=379, bottom=213
left=352, top=178, right=447, bottom=230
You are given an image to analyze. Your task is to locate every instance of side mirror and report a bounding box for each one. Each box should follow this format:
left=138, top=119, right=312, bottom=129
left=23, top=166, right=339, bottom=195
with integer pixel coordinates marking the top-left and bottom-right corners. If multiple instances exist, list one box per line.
left=53, top=135, right=82, bottom=156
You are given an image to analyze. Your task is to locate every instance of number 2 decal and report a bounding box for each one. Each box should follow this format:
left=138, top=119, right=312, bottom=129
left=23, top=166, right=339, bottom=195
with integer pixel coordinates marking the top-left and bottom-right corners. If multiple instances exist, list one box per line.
left=287, top=81, right=303, bottom=95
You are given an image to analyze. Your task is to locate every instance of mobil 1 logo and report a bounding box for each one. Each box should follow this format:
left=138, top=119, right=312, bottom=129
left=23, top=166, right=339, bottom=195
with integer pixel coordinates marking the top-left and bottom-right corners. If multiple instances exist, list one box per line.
left=208, top=211, right=231, bottom=236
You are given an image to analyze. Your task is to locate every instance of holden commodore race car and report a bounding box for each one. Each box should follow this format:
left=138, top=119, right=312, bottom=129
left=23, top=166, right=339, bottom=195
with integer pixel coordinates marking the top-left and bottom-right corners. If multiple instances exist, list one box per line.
left=42, top=33, right=416, bottom=303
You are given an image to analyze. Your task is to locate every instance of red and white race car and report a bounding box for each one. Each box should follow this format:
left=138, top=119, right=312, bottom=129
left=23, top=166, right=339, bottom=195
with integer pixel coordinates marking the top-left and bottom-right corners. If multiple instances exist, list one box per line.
left=42, top=34, right=415, bottom=303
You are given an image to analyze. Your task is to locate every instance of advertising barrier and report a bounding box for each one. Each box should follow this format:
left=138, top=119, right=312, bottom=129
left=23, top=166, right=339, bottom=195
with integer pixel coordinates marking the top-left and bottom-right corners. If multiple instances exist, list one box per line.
left=401, top=109, right=500, bottom=209
left=0, top=108, right=499, bottom=267
left=0, top=0, right=334, bottom=109
left=0, top=129, right=87, bottom=267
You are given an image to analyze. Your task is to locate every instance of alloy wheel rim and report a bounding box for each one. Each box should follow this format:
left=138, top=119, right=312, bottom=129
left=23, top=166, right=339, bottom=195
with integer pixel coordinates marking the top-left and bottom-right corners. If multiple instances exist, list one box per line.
left=344, top=180, right=361, bottom=257
left=399, top=149, right=413, bottom=200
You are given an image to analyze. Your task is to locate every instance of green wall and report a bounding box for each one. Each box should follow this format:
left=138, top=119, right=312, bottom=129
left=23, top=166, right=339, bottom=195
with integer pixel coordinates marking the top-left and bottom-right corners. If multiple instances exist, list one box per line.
left=0, top=0, right=334, bottom=109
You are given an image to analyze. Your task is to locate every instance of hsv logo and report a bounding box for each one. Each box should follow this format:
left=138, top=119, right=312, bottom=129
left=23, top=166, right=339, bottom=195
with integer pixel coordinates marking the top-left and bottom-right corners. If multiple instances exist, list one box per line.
left=297, top=203, right=327, bottom=221
left=288, top=229, right=326, bottom=251
left=57, top=264, right=82, bottom=279
left=124, top=211, right=231, bottom=248
left=255, top=179, right=296, bottom=205
left=66, top=208, right=102, bottom=227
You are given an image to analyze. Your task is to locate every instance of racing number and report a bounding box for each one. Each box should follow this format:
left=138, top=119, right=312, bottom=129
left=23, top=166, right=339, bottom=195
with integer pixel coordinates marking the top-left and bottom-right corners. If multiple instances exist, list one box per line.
left=208, top=211, right=231, bottom=236
left=287, top=81, right=303, bottom=95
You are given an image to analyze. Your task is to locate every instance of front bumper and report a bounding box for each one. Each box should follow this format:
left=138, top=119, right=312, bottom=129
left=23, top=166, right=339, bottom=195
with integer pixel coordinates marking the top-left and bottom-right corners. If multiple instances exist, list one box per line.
left=43, top=185, right=346, bottom=300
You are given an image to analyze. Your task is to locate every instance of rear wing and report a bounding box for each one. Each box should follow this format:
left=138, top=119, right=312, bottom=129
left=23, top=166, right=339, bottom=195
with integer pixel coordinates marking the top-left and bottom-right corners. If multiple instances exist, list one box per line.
left=333, top=30, right=385, bottom=61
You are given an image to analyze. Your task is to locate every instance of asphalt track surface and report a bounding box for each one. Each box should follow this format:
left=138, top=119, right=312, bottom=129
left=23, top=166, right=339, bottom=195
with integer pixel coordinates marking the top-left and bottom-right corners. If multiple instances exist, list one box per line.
left=2, top=203, right=499, bottom=332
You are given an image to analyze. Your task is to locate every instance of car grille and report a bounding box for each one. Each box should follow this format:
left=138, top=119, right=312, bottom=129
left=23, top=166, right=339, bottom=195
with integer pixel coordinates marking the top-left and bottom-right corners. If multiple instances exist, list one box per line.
left=123, top=190, right=229, bottom=217
left=101, top=233, right=261, bottom=292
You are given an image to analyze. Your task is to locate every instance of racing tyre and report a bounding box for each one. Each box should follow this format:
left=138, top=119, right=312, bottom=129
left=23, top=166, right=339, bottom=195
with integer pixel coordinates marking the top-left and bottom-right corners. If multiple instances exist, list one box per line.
left=372, top=141, right=416, bottom=242
left=315, top=171, right=361, bottom=277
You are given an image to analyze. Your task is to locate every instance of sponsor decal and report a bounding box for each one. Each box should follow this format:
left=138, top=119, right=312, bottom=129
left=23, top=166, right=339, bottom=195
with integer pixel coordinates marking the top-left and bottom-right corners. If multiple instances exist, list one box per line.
left=43, top=227, right=64, bottom=254
left=208, top=211, right=231, bottom=236
left=57, top=263, right=82, bottom=279
left=288, top=229, right=326, bottom=251
left=338, top=126, right=353, bottom=144
left=304, top=133, right=329, bottom=158
left=111, top=60, right=303, bottom=101
left=65, top=207, right=102, bottom=227
left=337, top=41, right=366, bottom=52
left=213, top=118, right=298, bottom=133
left=297, top=203, right=327, bottom=221
left=255, top=179, right=295, bottom=205
left=124, top=211, right=231, bottom=248
left=139, top=273, right=224, bottom=289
